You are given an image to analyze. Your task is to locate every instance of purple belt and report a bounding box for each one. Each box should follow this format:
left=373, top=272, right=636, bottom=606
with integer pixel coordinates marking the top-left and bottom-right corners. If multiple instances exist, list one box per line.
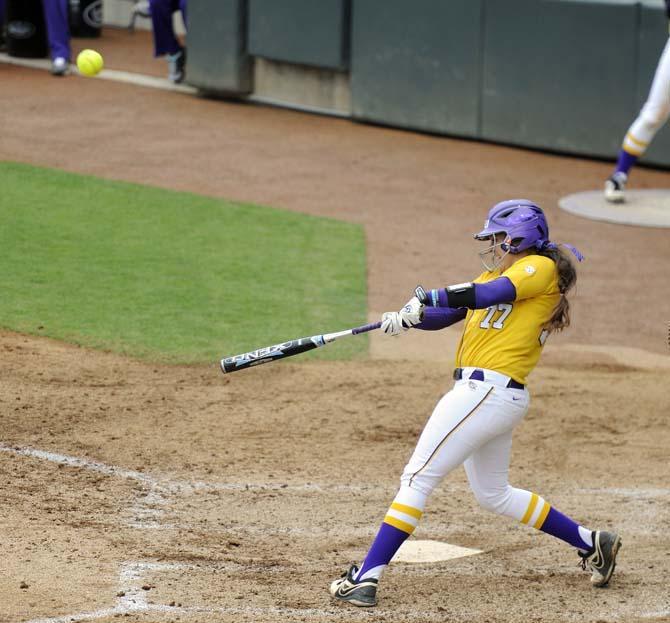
left=453, top=367, right=525, bottom=390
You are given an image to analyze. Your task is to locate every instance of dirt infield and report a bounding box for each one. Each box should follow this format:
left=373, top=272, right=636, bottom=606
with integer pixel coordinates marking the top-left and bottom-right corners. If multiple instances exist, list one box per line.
left=1, top=28, right=670, bottom=623
left=2, top=335, right=669, bottom=623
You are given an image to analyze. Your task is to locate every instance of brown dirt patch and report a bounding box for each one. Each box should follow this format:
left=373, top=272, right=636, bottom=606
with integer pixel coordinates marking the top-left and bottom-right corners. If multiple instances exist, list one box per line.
left=1, top=28, right=669, bottom=623
left=1, top=332, right=668, bottom=623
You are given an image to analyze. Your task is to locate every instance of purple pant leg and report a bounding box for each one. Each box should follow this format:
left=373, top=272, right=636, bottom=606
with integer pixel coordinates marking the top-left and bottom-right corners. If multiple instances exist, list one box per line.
left=43, top=0, right=71, bottom=61
left=0, top=0, right=6, bottom=28
left=180, top=0, right=187, bottom=27
left=150, top=0, right=185, bottom=57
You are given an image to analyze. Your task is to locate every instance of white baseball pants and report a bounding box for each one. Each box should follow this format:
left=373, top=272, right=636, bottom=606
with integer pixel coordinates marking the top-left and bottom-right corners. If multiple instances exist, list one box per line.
left=624, top=37, right=670, bottom=156
left=400, top=368, right=538, bottom=522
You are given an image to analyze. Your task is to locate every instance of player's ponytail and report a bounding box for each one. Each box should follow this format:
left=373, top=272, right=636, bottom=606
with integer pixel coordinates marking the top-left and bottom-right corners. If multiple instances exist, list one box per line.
left=535, top=246, right=577, bottom=333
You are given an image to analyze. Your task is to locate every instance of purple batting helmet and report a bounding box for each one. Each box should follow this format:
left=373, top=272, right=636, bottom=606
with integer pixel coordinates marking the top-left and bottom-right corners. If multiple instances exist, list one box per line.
left=474, top=199, right=550, bottom=270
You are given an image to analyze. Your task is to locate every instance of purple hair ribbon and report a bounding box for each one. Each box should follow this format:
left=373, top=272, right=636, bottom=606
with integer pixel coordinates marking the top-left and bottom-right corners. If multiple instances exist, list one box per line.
left=560, top=243, right=584, bottom=262
left=537, top=240, right=585, bottom=262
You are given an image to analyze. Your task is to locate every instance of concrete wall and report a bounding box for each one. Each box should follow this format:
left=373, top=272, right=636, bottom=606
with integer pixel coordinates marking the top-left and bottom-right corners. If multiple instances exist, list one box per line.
left=248, top=0, right=350, bottom=70
left=350, top=0, right=483, bottom=138
left=137, top=0, right=670, bottom=166
left=253, top=58, right=350, bottom=115
left=481, top=0, right=639, bottom=157
left=186, top=0, right=252, bottom=95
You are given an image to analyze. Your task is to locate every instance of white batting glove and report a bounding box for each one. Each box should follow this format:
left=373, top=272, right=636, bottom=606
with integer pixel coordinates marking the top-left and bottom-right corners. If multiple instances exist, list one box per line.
left=381, top=296, right=425, bottom=336
left=399, top=296, right=425, bottom=327
left=381, top=311, right=404, bottom=336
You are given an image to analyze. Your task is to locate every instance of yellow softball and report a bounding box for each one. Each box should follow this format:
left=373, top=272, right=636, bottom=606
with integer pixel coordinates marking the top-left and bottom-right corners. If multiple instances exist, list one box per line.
left=76, top=49, right=104, bottom=77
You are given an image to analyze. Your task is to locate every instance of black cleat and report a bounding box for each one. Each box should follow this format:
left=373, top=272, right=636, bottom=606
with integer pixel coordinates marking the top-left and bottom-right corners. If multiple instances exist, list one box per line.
left=579, top=530, right=622, bottom=587
left=329, top=564, right=378, bottom=607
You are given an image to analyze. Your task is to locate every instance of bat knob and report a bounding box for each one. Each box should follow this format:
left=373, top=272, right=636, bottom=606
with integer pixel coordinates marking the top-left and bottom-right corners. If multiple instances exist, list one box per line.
left=414, top=285, right=429, bottom=305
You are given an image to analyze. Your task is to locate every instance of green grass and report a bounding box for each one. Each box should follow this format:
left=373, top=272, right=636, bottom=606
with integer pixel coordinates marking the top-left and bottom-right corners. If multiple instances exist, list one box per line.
left=0, top=162, right=368, bottom=364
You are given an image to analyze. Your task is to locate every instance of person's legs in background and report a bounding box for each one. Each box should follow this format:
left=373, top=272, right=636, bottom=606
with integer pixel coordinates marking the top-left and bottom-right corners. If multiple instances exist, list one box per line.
left=149, top=0, right=187, bottom=82
left=605, top=38, right=670, bottom=202
left=179, top=0, right=187, bottom=27
left=42, top=0, right=71, bottom=75
left=0, top=0, right=7, bottom=50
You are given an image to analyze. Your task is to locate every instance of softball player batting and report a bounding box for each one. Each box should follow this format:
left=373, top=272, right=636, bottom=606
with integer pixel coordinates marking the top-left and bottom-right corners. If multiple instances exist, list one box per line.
left=330, top=200, right=621, bottom=608
left=605, top=0, right=670, bottom=201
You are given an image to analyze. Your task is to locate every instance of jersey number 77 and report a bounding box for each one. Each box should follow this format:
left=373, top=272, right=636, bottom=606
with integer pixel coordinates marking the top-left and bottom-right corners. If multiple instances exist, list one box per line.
left=479, top=304, right=513, bottom=329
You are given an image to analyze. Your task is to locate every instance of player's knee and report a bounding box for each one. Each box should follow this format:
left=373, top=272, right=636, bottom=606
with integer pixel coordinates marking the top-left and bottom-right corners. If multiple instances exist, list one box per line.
left=399, top=473, right=435, bottom=498
left=640, top=104, right=670, bottom=129
left=473, top=486, right=513, bottom=515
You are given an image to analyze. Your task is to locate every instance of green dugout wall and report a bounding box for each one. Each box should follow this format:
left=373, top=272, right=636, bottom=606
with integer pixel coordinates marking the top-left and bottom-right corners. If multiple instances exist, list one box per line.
left=186, top=0, right=252, bottom=95
left=248, top=0, right=350, bottom=70
left=481, top=0, right=638, bottom=157
left=350, top=0, right=483, bottom=138
left=186, top=0, right=670, bottom=167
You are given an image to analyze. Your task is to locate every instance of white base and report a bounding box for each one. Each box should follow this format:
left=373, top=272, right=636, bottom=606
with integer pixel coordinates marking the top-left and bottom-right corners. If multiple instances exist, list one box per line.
left=559, top=189, right=670, bottom=228
left=392, top=539, right=482, bottom=563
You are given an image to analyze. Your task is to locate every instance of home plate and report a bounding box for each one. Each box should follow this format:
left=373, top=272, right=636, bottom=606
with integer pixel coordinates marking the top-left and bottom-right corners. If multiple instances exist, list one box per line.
left=392, top=540, right=482, bottom=563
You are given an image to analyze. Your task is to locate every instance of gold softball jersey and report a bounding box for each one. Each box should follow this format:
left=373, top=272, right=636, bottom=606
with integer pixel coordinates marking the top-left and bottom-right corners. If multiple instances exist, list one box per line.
left=454, top=255, right=560, bottom=385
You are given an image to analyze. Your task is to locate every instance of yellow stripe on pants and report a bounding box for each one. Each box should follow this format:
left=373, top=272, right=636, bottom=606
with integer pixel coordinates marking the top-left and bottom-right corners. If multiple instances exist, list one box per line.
left=390, top=502, right=423, bottom=520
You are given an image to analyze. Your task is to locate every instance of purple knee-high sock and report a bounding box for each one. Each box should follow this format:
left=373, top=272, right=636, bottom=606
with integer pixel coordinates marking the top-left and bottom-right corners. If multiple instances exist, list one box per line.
left=355, top=522, right=410, bottom=580
left=354, top=488, right=426, bottom=581
left=538, top=507, right=593, bottom=551
left=615, top=149, right=638, bottom=176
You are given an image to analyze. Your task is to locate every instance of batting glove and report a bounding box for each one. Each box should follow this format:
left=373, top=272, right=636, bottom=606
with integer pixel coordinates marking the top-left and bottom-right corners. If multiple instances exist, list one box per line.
left=381, top=296, right=424, bottom=336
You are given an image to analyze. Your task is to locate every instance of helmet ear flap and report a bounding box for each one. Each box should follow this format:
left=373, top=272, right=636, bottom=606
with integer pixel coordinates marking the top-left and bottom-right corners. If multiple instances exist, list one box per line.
left=502, top=235, right=523, bottom=253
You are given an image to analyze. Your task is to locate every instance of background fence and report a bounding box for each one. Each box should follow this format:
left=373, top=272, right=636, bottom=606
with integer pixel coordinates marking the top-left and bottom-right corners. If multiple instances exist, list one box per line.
left=174, top=0, right=669, bottom=165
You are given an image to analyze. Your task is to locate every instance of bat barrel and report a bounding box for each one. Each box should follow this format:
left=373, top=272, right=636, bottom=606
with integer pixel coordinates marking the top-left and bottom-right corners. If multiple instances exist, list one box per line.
left=220, top=336, right=321, bottom=373
left=220, top=321, right=381, bottom=374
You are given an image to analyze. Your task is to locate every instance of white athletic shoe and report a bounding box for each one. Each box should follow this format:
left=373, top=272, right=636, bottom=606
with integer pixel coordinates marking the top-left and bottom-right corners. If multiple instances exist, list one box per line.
left=604, top=172, right=627, bottom=203
left=167, top=48, right=186, bottom=83
left=51, top=57, right=69, bottom=76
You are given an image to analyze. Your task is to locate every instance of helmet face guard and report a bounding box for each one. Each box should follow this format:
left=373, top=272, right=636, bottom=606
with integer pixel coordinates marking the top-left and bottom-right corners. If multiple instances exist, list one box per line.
left=474, top=199, right=550, bottom=270
left=477, top=234, right=509, bottom=271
